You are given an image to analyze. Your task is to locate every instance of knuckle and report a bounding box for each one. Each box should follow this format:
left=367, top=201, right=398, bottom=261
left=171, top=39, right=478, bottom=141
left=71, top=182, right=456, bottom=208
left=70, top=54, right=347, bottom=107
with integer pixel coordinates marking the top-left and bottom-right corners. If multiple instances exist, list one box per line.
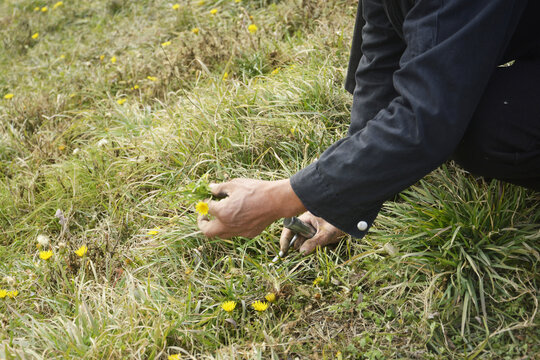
left=230, top=178, right=243, bottom=185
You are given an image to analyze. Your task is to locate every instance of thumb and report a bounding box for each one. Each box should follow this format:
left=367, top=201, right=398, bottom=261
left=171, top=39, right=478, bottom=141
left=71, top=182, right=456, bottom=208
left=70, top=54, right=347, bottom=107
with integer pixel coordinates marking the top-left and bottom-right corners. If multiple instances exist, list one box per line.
left=209, top=182, right=230, bottom=198
left=279, top=228, right=295, bottom=255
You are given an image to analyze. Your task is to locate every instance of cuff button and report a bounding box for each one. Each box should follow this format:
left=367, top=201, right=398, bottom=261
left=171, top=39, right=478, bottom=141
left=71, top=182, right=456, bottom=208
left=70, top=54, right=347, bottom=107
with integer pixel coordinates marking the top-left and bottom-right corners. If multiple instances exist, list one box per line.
left=357, top=221, right=368, bottom=231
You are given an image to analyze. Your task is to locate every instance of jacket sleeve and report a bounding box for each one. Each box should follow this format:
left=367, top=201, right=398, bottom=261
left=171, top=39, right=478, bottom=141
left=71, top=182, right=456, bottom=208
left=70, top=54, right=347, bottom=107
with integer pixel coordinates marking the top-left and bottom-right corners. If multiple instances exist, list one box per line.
left=290, top=0, right=527, bottom=237
left=344, top=1, right=366, bottom=95
left=347, top=0, right=406, bottom=133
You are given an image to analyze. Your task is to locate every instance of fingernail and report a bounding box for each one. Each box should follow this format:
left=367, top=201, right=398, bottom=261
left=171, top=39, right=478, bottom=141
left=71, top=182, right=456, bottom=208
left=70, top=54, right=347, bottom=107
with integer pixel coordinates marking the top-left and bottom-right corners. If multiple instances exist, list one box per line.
left=278, top=251, right=284, bottom=257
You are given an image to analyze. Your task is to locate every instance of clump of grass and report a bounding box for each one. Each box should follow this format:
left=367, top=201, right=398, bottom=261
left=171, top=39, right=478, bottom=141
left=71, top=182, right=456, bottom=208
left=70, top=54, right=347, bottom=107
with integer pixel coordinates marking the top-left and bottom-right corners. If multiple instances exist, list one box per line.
left=371, top=165, right=539, bottom=355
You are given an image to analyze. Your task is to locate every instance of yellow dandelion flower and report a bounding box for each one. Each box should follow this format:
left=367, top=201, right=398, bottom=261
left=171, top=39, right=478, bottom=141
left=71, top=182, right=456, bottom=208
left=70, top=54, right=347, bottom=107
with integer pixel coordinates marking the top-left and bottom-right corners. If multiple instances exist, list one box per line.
left=32, top=32, right=39, bottom=39
left=111, top=56, right=117, bottom=64
left=147, top=227, right=160, bottom=236
left=75, top=245, right=88, bottom=257
left=313, top=276, right=323, bottom=286
left=271, top=67, right=281, bottom=75
left=191, top=27, right=199, bottom=34
left=221, top=301, right=236, bottom=312
left=58, top=145, right=65, bottom=151
left=147, top=76, right=157, bottom=81
left=53, top=1, right=63, bottom=9
left=265, top=292, right=276, bottom=303
left=222, top=72, right=228, bottom=80
left=168, top=355, right=180, bottom=360
left=100, top=54, right=105, bottom=61
left=39, top=250, right=53, bottom=260
left=41, top=6, right=48, bottom=12
left=248, top=24, right=258, bottom=34
left=235, top=0, right=241, bottom=3
left=117, top=98, right=127, bottom=105
left=4, top=93, right=14, bottom=99
left=252, top=300, right=269, bottom=312
left=60, top=54, right=65, bottom=59
left=195, top=201, right=209, bottom=215
left=172, top=4, right=180, bottom=10
left=132, top=84, right=139, bottom=90
left=34, top=6, right=40, bottom=11
left=7, top=290, right=19, bottom=298
left=210, top=8, right=218, bottom=15
left=198, top=0, right=206, bottom=5
left=161, top=41, right=171, bottom=47
left=0, top=289, right=7, bottom=298
left=290, top=127, right=296, bottom=136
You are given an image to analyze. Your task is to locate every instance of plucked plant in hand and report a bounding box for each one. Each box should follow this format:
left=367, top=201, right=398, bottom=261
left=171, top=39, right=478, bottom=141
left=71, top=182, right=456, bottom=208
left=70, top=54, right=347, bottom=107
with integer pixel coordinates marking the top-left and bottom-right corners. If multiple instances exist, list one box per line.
left=180, top=174, right=212, bottom=202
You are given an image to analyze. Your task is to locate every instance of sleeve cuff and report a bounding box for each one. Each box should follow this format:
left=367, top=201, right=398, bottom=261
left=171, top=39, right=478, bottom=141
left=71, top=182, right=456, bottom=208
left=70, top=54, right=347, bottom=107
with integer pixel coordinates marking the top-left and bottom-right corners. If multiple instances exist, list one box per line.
left=290, top=161, right=382, bottom=238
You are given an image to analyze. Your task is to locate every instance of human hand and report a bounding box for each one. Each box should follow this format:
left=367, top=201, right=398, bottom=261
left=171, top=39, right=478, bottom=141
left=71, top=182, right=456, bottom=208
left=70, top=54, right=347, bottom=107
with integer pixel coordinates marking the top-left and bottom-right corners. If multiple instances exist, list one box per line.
left=197, top=178, right=306, bottom=238
left=279, top=212, right=345, bottom=255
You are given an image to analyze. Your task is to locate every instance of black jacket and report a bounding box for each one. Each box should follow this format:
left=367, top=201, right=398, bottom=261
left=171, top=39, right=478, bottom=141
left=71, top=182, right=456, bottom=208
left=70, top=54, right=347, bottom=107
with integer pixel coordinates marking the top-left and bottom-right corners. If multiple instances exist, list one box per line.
left=290, top=0, right=539, bottom=237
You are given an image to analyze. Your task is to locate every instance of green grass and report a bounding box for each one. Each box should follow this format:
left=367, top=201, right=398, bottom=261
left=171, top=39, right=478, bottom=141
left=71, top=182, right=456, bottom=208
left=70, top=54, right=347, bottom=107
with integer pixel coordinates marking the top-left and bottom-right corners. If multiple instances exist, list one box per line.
left=1, top=0, right=538, bottom=359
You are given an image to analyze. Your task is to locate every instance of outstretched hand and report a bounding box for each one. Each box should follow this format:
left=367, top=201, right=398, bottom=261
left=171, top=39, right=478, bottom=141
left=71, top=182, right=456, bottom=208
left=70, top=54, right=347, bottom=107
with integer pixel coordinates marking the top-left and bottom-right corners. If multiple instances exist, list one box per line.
left=279, top=212, right=345, bottom=255
left=197, top=178, right=306, bottom=239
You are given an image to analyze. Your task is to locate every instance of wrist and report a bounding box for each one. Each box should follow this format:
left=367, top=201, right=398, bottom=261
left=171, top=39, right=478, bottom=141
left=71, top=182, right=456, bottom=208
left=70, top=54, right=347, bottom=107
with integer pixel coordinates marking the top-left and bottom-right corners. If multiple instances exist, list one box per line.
left=268, top=179, right=306, bottom=219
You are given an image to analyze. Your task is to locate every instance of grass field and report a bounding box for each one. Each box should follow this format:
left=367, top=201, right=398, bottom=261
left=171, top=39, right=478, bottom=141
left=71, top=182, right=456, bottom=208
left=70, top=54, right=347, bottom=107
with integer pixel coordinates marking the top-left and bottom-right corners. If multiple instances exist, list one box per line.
left=1, top=0, right=539, bottom=358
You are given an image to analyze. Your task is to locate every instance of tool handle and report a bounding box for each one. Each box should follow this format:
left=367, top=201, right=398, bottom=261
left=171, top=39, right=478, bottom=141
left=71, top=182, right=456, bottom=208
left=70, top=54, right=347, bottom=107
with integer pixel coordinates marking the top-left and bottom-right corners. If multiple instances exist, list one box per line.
left=283, top=217, right=316, bottom=238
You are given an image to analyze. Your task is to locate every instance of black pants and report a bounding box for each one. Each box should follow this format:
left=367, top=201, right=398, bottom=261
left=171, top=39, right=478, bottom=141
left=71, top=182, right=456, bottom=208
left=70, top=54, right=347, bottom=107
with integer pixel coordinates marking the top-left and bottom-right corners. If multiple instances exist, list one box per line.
left=453, top=59, right=540, bottom=191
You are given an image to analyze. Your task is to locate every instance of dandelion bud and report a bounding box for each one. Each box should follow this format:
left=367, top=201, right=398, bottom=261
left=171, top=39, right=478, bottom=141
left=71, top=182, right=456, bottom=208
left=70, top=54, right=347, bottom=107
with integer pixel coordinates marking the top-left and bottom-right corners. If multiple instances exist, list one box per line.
left=265, top=292, right=276, bottom=303
left=58, top=242, right=67, bottom=249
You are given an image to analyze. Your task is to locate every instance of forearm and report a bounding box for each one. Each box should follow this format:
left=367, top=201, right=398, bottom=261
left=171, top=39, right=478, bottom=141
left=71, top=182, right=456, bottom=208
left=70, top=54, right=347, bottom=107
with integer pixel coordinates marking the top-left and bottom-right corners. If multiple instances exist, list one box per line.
left=268, top=179, right=306, bottom=219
